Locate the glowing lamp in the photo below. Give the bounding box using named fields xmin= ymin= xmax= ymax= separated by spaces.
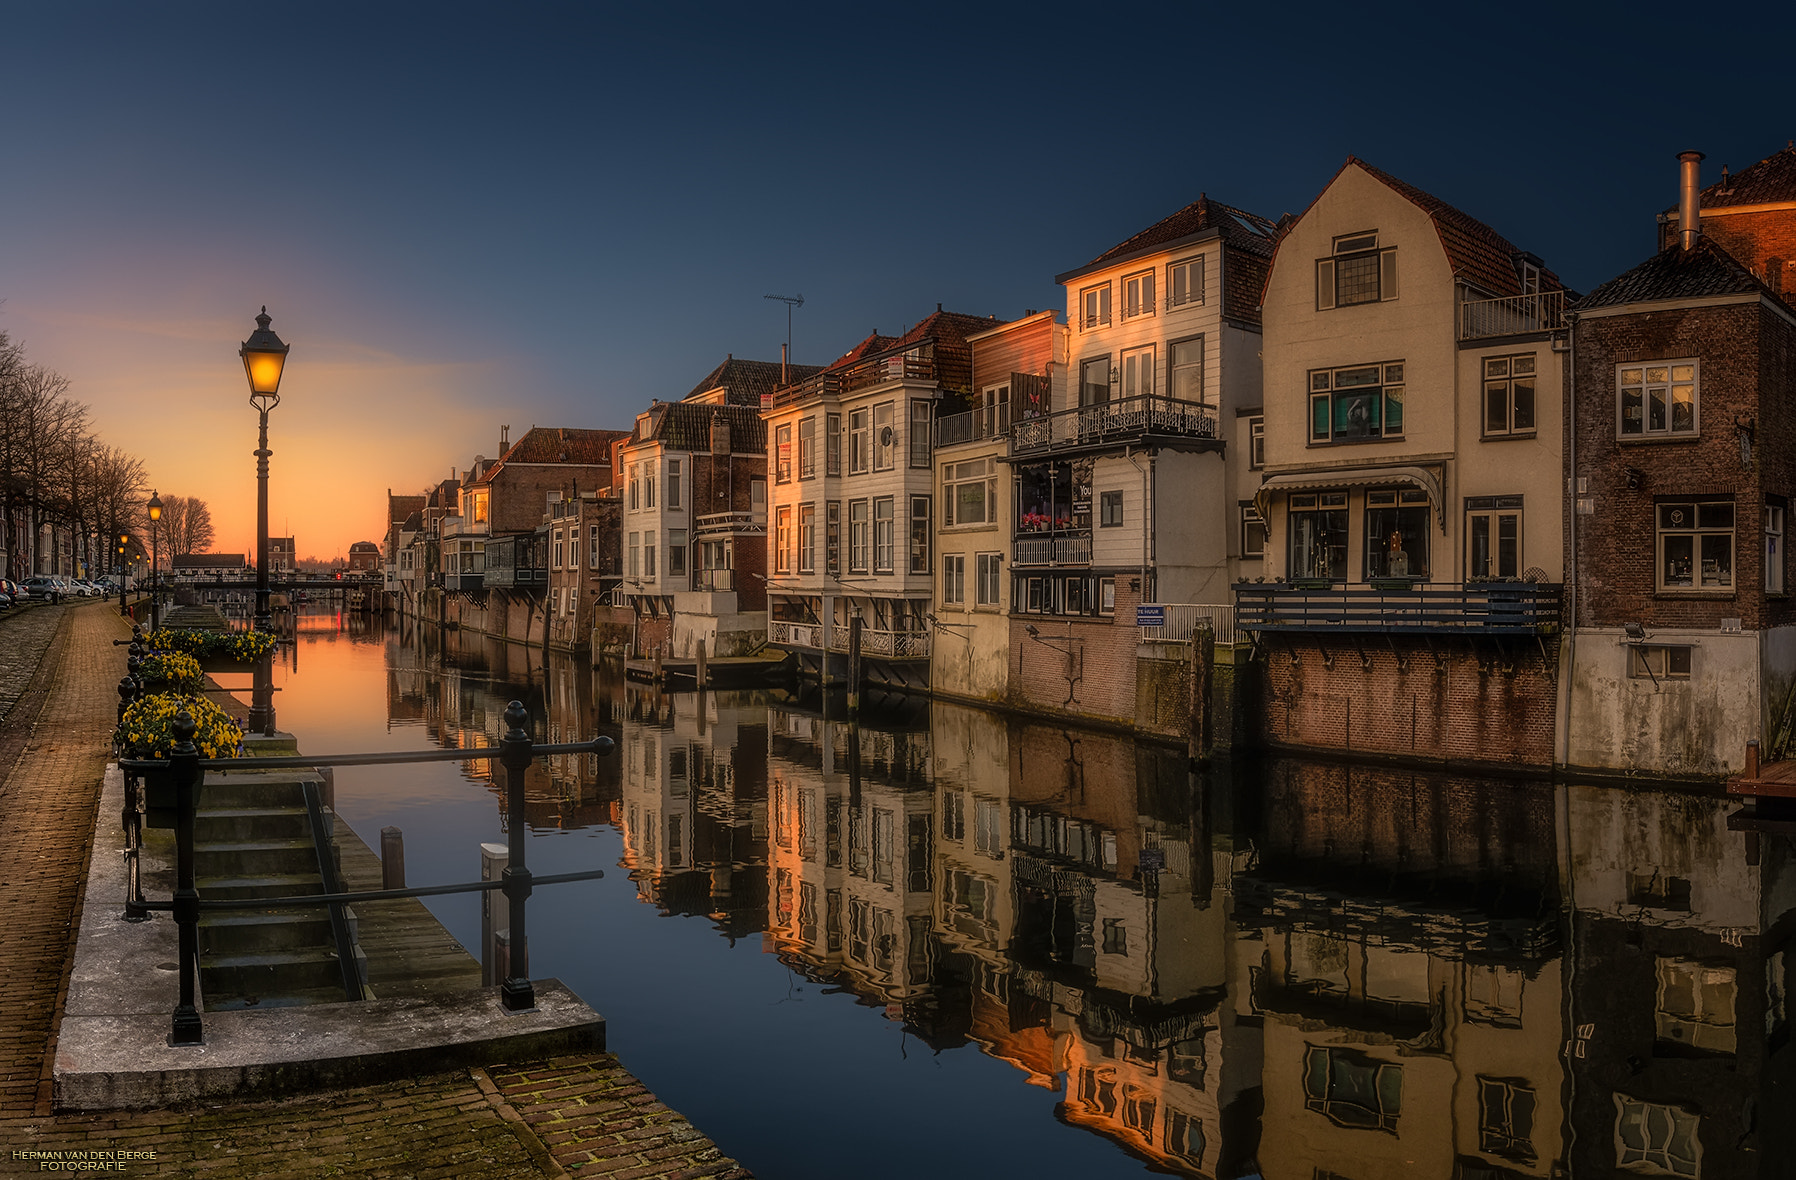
xmin=239 ymin=306 xmax=289 ymax=411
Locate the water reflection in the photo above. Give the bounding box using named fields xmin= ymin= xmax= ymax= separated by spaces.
xmin=280 ymin=615 xmax=1796 ymax=1179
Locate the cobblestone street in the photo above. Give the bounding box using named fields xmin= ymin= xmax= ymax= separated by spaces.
xmin=0 ymin=602 xmax=751 ymax=1178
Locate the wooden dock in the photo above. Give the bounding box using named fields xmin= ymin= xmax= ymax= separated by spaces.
xmin=332 ymin=814 xmax=483 ymax=999
xmin=623 ymin=651 xmax=787 ymax=689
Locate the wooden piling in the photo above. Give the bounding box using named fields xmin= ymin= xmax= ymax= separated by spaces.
xmin=381 ymin=826 xmax=406 ymax=890
xmin=1190 ymin=623 xmax=1213 ymax=763
xmin=696 ymin=636 xmax=708 ymax=690
xmin=848 ymin=616 xmax=862 ymax=717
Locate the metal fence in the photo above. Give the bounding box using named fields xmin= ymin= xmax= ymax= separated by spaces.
xmin=1137 ymin=603 xmax=1238 ymax=645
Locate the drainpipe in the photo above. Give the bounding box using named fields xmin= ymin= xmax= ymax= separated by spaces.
xmin=1557 ymin=310 xmax=1580 ymax=770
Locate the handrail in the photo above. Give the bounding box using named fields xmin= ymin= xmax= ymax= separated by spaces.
xmin=1010 ymin=394 xmax=1216 ymax=456
xmin=1458 ymin=290 xmax=1566 ymax=340
xmin=1233 ymin=582 xmax=1562 ymax=635
xmin=120 ymin=699 xmax=615 ymax=1045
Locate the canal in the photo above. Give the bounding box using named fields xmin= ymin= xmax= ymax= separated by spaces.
xmin=263 ymin=607 xmax=1794 ymax=1179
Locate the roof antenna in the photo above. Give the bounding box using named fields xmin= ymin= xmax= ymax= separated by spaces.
xmin=765 ymin=293 xmax=804 ymax=382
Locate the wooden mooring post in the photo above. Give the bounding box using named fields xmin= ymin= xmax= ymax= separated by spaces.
xmin=1189 ymin=623 xmax=1213 ymax=763
xmin=381 ymin=826 xmax=406 ymax=890
xmin=847 ymin=616 xmax=863 ymax=718
xmin=695 ymin=636 xmax=708 ymax=690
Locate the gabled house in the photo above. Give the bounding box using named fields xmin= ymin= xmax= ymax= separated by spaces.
xmin=382 ymin=489 xmax=427 ymax=599
xmin=1242 ymin=158 xmax=1571 ymax=766
xmin=1008 ymin=196 xmax=1275 ymax=725
xmin=761 ymin=309 xmax=999 ymax=687
xmin=1564 ymin=148 xmax=1796 ymax=778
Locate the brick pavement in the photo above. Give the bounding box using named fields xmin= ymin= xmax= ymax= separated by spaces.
xmin=0 ymin=602 xmax=752 ymax=1179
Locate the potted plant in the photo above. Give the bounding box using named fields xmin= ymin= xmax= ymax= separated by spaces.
xmin=135 ymin=651 xmax=203 ymax=695
xmin=116 ymin=694 xmax=243 ymax=827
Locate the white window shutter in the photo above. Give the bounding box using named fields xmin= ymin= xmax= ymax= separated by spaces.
xmin=1317 ymin=259 xmax=1336 ymax=310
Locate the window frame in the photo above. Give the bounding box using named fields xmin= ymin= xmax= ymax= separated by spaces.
xmin=944 ymin=457 xmax=996 ymax=527
xmin=848 ymin=499 xmax=870 ymax=573
xmin=1309 ymin=362 xmax=1406 ymax=444
xmin=1248 ymin=415 xmax=1265 ymax=468
xmin=979 ymin=384 xmax=1010 ymax=439
xmin=1240 ymin=502 xmax=1265 ymax=559
xmin=975 ymin=552 xmax=1001 ymax=606
xmin=873 ymin=402 xmax=896 ymax=472
xmin=873 ymin=496 xmax=895 ymax=573
xmin=1079 ymin=282 xmax=1111 ymax=329
xmin=941 ymin=554 xmax=966 ymax=606
xmin=1168 ymin=335 xmax=1203 ymax=404
xmin=826 ymin=412 xmax=842 ymax=476
xmin=1120 ymin=344 xmax=1155 ymax=401
xmin=849 ymin=409 xmax=870 ymax=474
xmin=909 ymin=400 xmax=933 ymax=468
xmin=667 ymin=458 xmax=682 ymax=509
xmin=1168 ymin=255 xmax=1204 ymax=308
xmin=1099 ymin=491 xmax=1124 ymax=528
xmin=1466 ymin=494 xmax=1524 ymax=581
xmin=909 ymin=495 xmax=931 ymax=575
xmin=1316 ymin=231 xmax=1398 ymax=310
xmin=1769 ymin=500 xmax=1787 ymax=594
xmin=774 ymin=507 xmax=792 ymax=574
xmin=797 ymin=504 xmax=815 ymax=574
xmin=1122 ymin=269 xmax=1155 ymax=319
xmin=1618 ymin=359 xmax=1700 ymax=439
xmin=1656 ymin=498 xmax=1735 ymax=593
xmin=1631 ymin=644 xmax=1693 ymax=680
xmin=1079 ymin=355 xmax=1111 ymax=406
xmin=1481 ymin=353 xmax=1539 ymax=438
xmin=668 ymin=528 xmax=687 ymax=578
xmin=798 ymin=417 xmax=816 ymax=480
xmin=775 ymin=423 xmax=793 ymax=483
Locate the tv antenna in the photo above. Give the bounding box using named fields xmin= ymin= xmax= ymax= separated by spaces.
xmin=764 ymin=293 xmax=804 ymax=373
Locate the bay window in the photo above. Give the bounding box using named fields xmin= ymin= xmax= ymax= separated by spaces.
xmin=909 ymin=496 xmax=930 ymax=574
xmin=874 ymin=402 xmax=896 ymax=471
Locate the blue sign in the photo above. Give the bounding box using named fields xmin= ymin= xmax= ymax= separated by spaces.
xmin=1136 ymin=604 xmax=1165 ymax=626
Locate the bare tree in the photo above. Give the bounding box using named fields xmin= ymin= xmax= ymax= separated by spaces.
xmin=157 ymin=494 xmax=217 ymax=557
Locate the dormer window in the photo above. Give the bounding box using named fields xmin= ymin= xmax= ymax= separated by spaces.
xmin=1519 ymin=259 xmax=1541 ymax=296
xmin=1317 ymin=231 xmax=1398 ymax=310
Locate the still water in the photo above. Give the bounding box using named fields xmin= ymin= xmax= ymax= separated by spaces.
xmin=264 ymin=608 xmax=1793 ymax=1179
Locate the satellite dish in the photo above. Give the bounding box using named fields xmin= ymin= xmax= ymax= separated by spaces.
xmin=879 ymin=426 xmax=895 ymax=447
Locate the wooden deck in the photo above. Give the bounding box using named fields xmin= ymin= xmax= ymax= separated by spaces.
xmin=332 ymin=814 xmax=483 ymax=999
xmin=1726 ymin=757 xmax=1796 ymax=799
xmin=623 ymin=651 xmax=787 ymax=688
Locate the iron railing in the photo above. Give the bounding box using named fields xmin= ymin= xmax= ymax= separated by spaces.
xmin=1233 ymin=582 xmax=1563 ymax=636
xmin=1013 ymin=534 xmax=1093 ymax=566
xmin=1010 ymin=395 xmax=1216 ymax=457
xmin=767 ymin=620 xmax=930 ymax=658
xmin=118 ymin=695 xmax=613 ymax=1045
xmin=691 ymin=567 xmax=735 ymax=592
xmin=1458 ymin=290 xmax=1567 ymax=340
xmin=936 ymin=406 xmax=1011 ymax=448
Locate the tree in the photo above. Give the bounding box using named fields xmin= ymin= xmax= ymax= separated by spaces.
xmin=157 ymin=495 xmax=216 ymax=556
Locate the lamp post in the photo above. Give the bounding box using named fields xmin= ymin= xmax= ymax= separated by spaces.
xmin=241 ymin=308 xmax=288 ymax=737
xmin=117 ymin=533 xmax=130 ymax=616
xmin=147 ymin=493 xmax=162 ymax=630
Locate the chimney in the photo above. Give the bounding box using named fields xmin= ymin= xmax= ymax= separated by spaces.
xmin=500 ymin=424 xmax=510 ymax=452
xmin=1679 ymin=150 xmax=1704 ymax=250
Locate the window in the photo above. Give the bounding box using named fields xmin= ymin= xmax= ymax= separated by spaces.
xmin=589 ymin=525 xmax=600 ymax=569
xmin=1289 ymin=492 xmax=1348 ymax=581
xmin=1169 ymin=337 xmax=1203 ymax=403
xmin=1123 ymin=269 xmax=1155 ymax=318
xmin=1655 ymin=957 xmax=1736 ymax=1052
xmin=942 ymin=554 xmax=966 ymax=605
xmin=552 ymin=529 xmax=563 ymax=570
xmin=849 ymin=500 xmax=869 ymax=572
xmin=750 ymin=478 xmax=766 ymax=518
xmin=941 ymin=456 xmax=998 ymax=524
xmin=1614 ymin=1095 xmax=1701 ymax=1177
xmin=873 ymin=402 xmax=896 ymax=471
xmin=1483 ymin=354 xmax=1537 ymax=436
xmin=1657 ymin=499 xmax=1734 ymax=591
xmin=668 ymin=529 xmax=687 ymax=578
xmin=1102 ymin=918 xmax=1128 ymax=954
xmin=1478 ymin=1077 xmax=1536 ymax=1161
xmin=826 ymin=501 xmax=841 ymax=575
xmin=1165 ymin=1110 xmax=1205 ymax=1166
xmin=775 ymin=423 xmax=793 ymax=483
xmin=909 ymin=496 xmax=930 ymax=574
xmin=874 ymin=497 xmax=895 ymax=572
xmin=1169 ymin=255 xmax=1204 ymax=307
xmin=1080 ymin=355 xmax=1111 ymax=406
xmin=774 ymin=507 xmax=792 ymax=574
xmin=1240 ymin=503 xmax=1265 ymax=559
xmin=1769 ymin=502 xmax=1786 ymax=593
xmin=798 ymin=506 xmax=815 ymax=574
xmin=643 ymin=536 xmax=656 ymax=577
xmin=910 ymin=401 xmax=933 ymax=468
xmin=797 ymin=417 xmax=815 ymax=479
xmin=1100 ymin=577 xmax=1115 ymax=614
xmin=1249 ymin=416 xmax=1264 ymax=468
xmin=1317 ymin=231 xmax=1398 ymax=309
xmin=976 ymin=553 xmax=1001 ymax=605
xmin=667 ymin=459 xmax=682 ymax=508
xmin=645 ymin=468 xmax=655 ymax=508
xmin=1303 ymin=1046 xmax=1402 ymax=1131
xmin=628 ymin=465 xmax=639 ymax=510
xmin=826 ymin=412 xmax=841 ymax=476
xmin=1620 ymin=361 xmax=1698 ymax=437
xmin=979 ymin=385 xmax=1010 ymax=438
xmin=1630 ymin=644 xmax=1693 ymax=680
xmin=1310 ymin=363 xmax=1404 ymax=442
xmin=627 ymin=532 xmax=640 ymax=578
xmin=1365 ymin=489 xmax=1431 ymax=579
xmin=1467 ymin=495 xmax=1523 ymax=580
xmin=1080 ymin=282 xmax=1111 ymax=328
xmin=1100 ymin=491 xmax=1124 ymax=527
xmin=1120 ymin=345 xmax=1154 ymax=400
xmin=849 ymin=409 xmax=870 ymax=474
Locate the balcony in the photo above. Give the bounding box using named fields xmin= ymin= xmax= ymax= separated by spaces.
xmin=696 ymin=511 xmax=763 ymax=537
xmin=1234 ymin=582 xmax=1562 ymax=636
xmin=445 ymin=572 xmax=486 ymax=592
xmin=1458 ymin=290 xmax=1566 ymax=341
xmin=936 ymin=407 xmax=1009 ymax=449
xmin=1013 ymin=532 xmax=1092 ymax=566
xmin=1010 ymin=395 xmax=1216 ymax=458
xmin=692 ymin=567 xmax=735 ymax=592
xmin=765 ymin=341 xmax=964 ymax=411
xmin=768 ymin=620 xmax=931 ymax=659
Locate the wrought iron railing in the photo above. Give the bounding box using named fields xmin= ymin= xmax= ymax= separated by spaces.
xmin=1233 ymin=582 xmax=1563 ymax=635
xmin=767 ymin=620 xmax=929 ymax=658
xmin=117 ymin=699 xmax=613 ymax=1045
xmin=1010 ymin=395 xmax=1216 ymax=456
xmin=936 ymin=406 xmax=1011 ymax=448
xmin=1458 ymin=290 xmax=1567 ymax=340
xmin=1013 ymin=534 xmax=1093 ymax=565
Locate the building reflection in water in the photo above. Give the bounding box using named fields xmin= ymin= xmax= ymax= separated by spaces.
xmin=392 ymin=625 xmax=1795 ymax=1180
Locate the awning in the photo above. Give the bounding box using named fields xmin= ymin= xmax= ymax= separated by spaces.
xmin=1255 ymin=465 xmax=1446 ymax=533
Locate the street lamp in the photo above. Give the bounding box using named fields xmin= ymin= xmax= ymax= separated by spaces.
xmin=241 ymin=307 xmax=288 ymax=737
xmin=117 ymin=533 xmax=130 ymax=616
xmin=147 ymin=492 xmax=162 ymax=630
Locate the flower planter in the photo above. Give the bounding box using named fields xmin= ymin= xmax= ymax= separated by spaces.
xmin=196 ymin=654 xmax=265 ymax=674
xmin=130 ymin=763 xmax=182 ymax=830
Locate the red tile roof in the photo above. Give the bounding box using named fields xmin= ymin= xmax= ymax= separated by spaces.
xmin=1576 ymin=236 xmax=1773 ymax=310
xmin=1060 ymin=194 xmax=1279 ymax=283
xmin=683 ymin=356 xmax=823 ymax=405
xmin=476 ymin=427 xmax=631 ymax=485
xmin=1675 ymin=143 xmax=1796 ymax=211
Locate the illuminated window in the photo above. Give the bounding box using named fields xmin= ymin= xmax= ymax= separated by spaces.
xmin=1483 ymin=354 xmax=1537 ymax=437
xmin=1168 ymin=255 xmax=1204 ymax=308
xmin=1657 ymin=500 xmax=1733 ymax=591
xmin=1122 ymin=269 xmax=1155 ymax=318
xmin=1619 ymin=360 xmax=1698 ymax=437
xmin=1080 ymin=282 xmax=1111 ymax=329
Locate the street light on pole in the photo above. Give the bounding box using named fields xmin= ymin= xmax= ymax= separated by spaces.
xmin=117 ymin=533 xmax=130 ymax=616
xmin=240 ymin=307 xmax=288 ymax=737
xmin=147 ymin=492 xmax=162 ymax=630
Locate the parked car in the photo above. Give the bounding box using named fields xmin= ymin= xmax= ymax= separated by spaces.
xmin=22 ymin=577 xmax=60 ymax=601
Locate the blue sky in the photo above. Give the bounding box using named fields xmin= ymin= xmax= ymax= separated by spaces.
xmin=3 ymin=2 xmax=1792 ymax=557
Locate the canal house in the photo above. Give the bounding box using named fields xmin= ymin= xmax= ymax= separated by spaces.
xmin=1007 ymin=196 xmax=1276 ymax=727
xmin=761 ymin=309 xmax=998 ymax=688
xmin=542 ymin=488 xmax=622 ymax=653
xmin=1244 ymin=158 xmax=1570 ymax=766
xmin=1563 ymin=147 xmax=1796 ymax=778
xmin=930 ymin=310 xmax=1065 ymax=703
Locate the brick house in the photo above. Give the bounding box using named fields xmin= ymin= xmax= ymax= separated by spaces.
xmin=1010 ymin=196 xmax=1275 ymax=725
xmin=1564 ymin=149 xmax=1796 ymax=777
xmin=382 ymin=489 xmax=427 ymax=601
xmin=544 ymin=491 xmax=622 ymax=652
xmin=1242 ymin=158 xmax=1571 ymax=766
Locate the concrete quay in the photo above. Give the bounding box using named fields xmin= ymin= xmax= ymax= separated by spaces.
xmin=0 ymin=600 xmax=752 ymax=1178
